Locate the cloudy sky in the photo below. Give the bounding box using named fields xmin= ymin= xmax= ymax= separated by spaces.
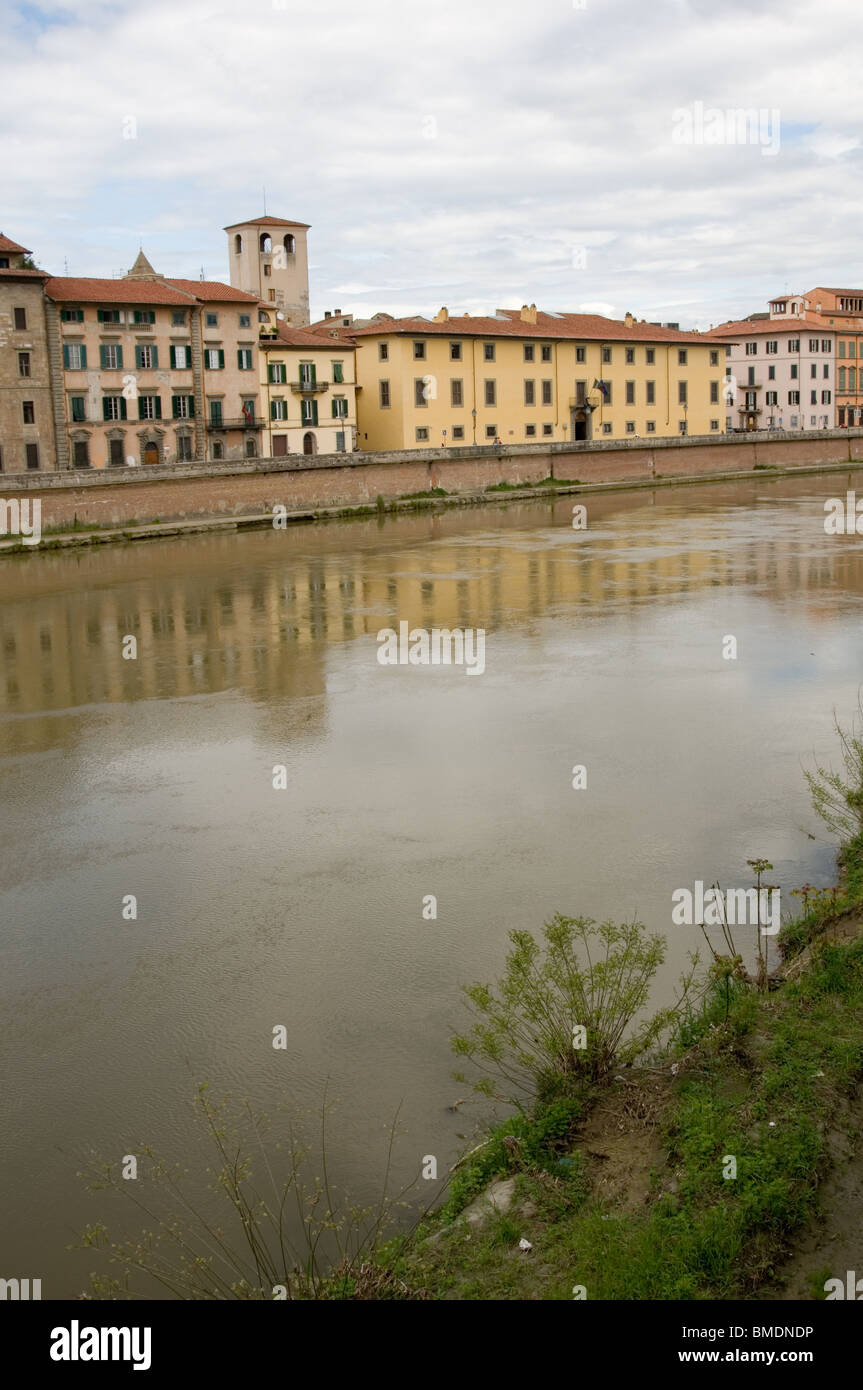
xmin=1 ymin=0 xmax=859 ymax=328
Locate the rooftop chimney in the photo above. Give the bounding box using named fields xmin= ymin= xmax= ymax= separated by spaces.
xmin=434 ymin=306 xmax=449 ymax=322
xmin=520 ymin=303 xmax=538 ymax=324
xmin=624 ymin=311 xmax=634 ymax=327
xmin=324 ymin=311 xmax=331 ymax=319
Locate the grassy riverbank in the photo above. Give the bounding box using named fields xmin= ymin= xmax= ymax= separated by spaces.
xmin=374 ymin=840 xmax=863 ymax=1301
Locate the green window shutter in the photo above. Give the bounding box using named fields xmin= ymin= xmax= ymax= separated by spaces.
xmin=99 ymin=345 xmax=107 ymax=368
xmin=188 ymin=396 xmax=195 ymax=417
xmin=237 ymin=349 xmax=243 ymax=369
xmin=151 ymin=347 xmax=158 ymax=369
xmin=135 ymin=346 xmax=143 ymax=369
xmin=170 ymin=346 xmax=176 ymax=368
xmin=80 ymin=345 xmax=87 ymax=368
xmin=102 ymin=398 xmax=111 ymax=421
xmin=310 ymin=364 xmax=317 ymax=385
xmin=219 ymin=349 xmax=225 ymax=368
xmin=271 ymin=401 xmax=277 ymax=420
xmin=172 ymin=395 xmax=180 ymax=419
xmin=268 ymin=364 xmax=274 ymax=383
xmin=331 ymin=398 xmax=338 ymax=418
xmin=154 ymin=396 xmax=162 ymax=420
xmin=116 ymin=346 xmax=124 ymax=369
xmin=63 ymin=345 xmax=70 ymax=368
xmin=138 ymin=398 xmax=146 ymax=421
xmin=120 ymin=397 xmax=127 ymax=421
xmin=97 ymin=310 xmax=105 ymax=323
xmin=312 ymin=400 xmax=319 ymax=426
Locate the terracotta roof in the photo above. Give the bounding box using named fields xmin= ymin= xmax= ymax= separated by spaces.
xmin=0 ymin=233 xmax=29 ymax=254
xmin=267 ymin=322 xmax=356 ymax=350
xmin=0 ymin=267 xmax=48 ymax=280
xmin=166 ymin=278 xmax=258 ymax=303
xmin=223 ymin=216 xmax=310 ymax=230
xmin=351 ymin=309 xmax=725 ymax=344
xmin=709 ymin=313 xmax=838 ymax=338
xmin=45 ymin=276 xmax=196 ymax=305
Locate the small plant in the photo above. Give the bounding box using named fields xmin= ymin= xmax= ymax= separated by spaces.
xmin=452 ymin=914 xmax=700 ymax=1106
xmin=805 ymin=697 xmax=863 ymax=839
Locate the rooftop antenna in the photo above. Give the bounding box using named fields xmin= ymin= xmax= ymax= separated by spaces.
xmin=200 ymin=265 xmax=205 ymax=281
xmin=263 ymin=185 xmax=267 ymax=214
xmin=64 ymin=257 xmax=69 ymax=275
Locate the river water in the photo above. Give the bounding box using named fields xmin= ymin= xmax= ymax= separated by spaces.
xmin=1 ymin=469 xmax=862 ymax=1297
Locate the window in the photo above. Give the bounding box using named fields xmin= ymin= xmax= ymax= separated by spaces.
xmin=172 ymin=311 xmax=186 ymax=326
xmin=22 ymin=401 xmax=35 ymax=423
xmin=206 ymin=313 xmax=219 ymax=327
xmin=678 ymin=381 xmax=688 ymax=405
xmin=625 ymin=347 xmax=635 ymax=364
xmin=602 ymin=346 xmax=612 ymax=364
xmin=484 ymin=379 xmax=496 ymax=407
xmin=625 ymin=380 xmax=635 ymax=405
xmin=526 ymin=424 xmax=537 ymax=436
xmin=415 ymin=378 xmax=429 ymax=408
xmin=790 ymin=363 xmax=798 ymax=379
xmin=204 ymin=349 xmax=224 ymax=369
xmin=626 ymin=421 xmax=636 ymax=434
xmin=268 ymin=362 xmax=286 ymax=384
xmin=109 ymin=439 xmax=125 ymax=466
xmin=710 ymin=420 xmax=719 ymax=431
xmin=710 ymin=350 xmax=719 ymax=366
xmin=524 ymin=379 xmax=536 ymax=405
xmin=450 ymin=342 xmax=462 ymax=361
xmin=524 ymin=344 xmax=535 ymax=362
xmin=26 ymin=443 xmax=39 ymax=470
xmin=138 ymin=395 xmax=161 ymax=420
xmin=18 ymin=352 xmax=30 ymax=377
xmin=822 ymin=339 xmax=832 ymax=352
xmin=485 ymin=425 xmax=496 ymax=438
xmin=14 ymin=307 xmax=26 ymax=329
xmin=602 ymin=422 xmax=612 ymax=434
xmin=810 ymin=390 xmax=818 ymax=405
xmin=824 ymin=363 xmax=830 ymax=378
xmin=646 ymin=380 xmax=655 ymax=405
xmin=646 ymin=348 xmax=655 ymax=364
xmin=678 ymin=349 xmax=688 ymax=365
xmin=379 ymin=380 xmax=390 ymax=408
xmin=678 ymin=420 xmax=687 ymax=435
xmin=379 ymin=343 xmax=389 ymax=361
xmin=416 ymin=426 xmax=430 ymax=442
xmin=809 ymin=338 xmax=819 ymax=352
xmin=646 ymin=420 xmax=656 ymax=433
xmin=766 ymin=391 xmax=778 ymax=406
xmin=413 ymin=341 xmax=426 ymax=360
xmin=133 ymin=310 xmax=155 ymax=325
xmin=97 ymin=309 xmax=122 ymax=324
xmin=335 ymin=431 xmax=346 ymax=452
xmin=766 ymin=340 xmax=778 ymax=354
xmin=452 ymin=425 xmax=465 ymax=440
xmin=73 ymin=440 xmax=89 ymax=468
xmin=63 ymin=343 xmax=87 ymax=369
xmin=839 ymin=368 xmax=847 ymax=392
xmin=541 ymin=345 xmax=552 ymax=362
xmin=61 ymin=309 xmax=84 ymax=323
xmin=270 ymin=399 xmax=287 ymax=420
xmin=242 ymin=399 xmax=256 ymax=423
xmin=177 ymin=435 xmax=193 ymax=461
xmin=212 ymin=441 xmax=224 ymax=460
xmin=332 ymin=361 xmax=344 ymax=383
xmin=172 ymin=395 xmax=195 ymax=419
xmin=135 ymin=345 xmax=158 ymax=369
xmin=209 ymin=400 xmax=223 ymax=425
xmin=710 ymin=381 xmax=719 ymax=403
xmin=70 ymin=396 xmax=86 ymax=422
xmin=100 ymin=344 xmax=123 ymax=370
xmin=451 ymin=378 xmax=464 ymax=407
xmin=747 ymin=366 xmax=755 ymax=385
xmin=237 ymin=348 xmax=253 ymax=370
xmin=822 ymin=391 xmax=832 ymax=405
xmin=283 ymin=234 xmax=295 ymax=255
xmin=541 ymin=380 xmax=552 ymax=405
xmin=576 ymin=346 xmax=586 ymax=363
xmin=768 ymin=365 xmax=776 ymax=380
xmin=331 ymin=396 xmax=348 ymax=419
xmin=102 ymin=396 xmax=126 ymax=421
xmin=745 ymin=342 xmax=757 ymax=355
xmin=851 ymin=368 xmax=857 ymax=391
xmin=788 ymin=391 xmax=800 ymax=405
xmin=483 ymin=343 xmax=495 ymax=362
xmin=170 ymin=345 xmax=190 ymax=369
xmin=788 ymin=339 xmax=799 ymax=352
xmin=272 ymin=435 xmax=288 ymax=457
xmin=239 ymin=314 xmax=251 ymax=328
xmin=542 ymin=423 xmax=553 ymax=436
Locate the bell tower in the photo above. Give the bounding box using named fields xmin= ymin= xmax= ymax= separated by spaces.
xmin=224 ymin=216 xmax=311 ymax=326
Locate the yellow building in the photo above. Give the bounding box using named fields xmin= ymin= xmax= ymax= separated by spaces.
xmin=352 ymin=305 xmax=726 ymax=450
xmin=256 ymin=308 xmax=357 ymax=456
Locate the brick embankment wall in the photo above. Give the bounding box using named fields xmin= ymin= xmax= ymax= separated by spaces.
xmin=2 ymin=430 xmax=863 ymax=532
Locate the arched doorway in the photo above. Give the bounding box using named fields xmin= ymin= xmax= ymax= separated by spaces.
xmin=143 ymin=441 xmax=159 ymax=466
xmin=303 ymin=432 xmax=316 ymax=455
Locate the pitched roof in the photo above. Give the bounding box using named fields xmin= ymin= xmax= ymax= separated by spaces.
xmin=223 ymin=216 xmax=310 ymax=230
xmin=0 ymin=233 xmax=29 ymax=254
xmin=126 ymin=248 xmax=158 ymax=279
xmin=166 ymin=278 xmax=258 ymax=303
xmin=351 ymin=309 xmax=725 ymax=344
xmin=0 ymin=267 xmax=48 ymax=280
xmin=44 ymin=276 xmax=196 ymax=305
xmin=709 ymin=312 xmax=838 ymax=338
xmin=266 ymin=322 xmax=356 ymax=350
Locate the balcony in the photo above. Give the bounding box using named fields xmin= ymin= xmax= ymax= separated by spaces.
xmin=290 ymin=379 xmax=329 ymax=394
xmin=206 ymin=417 xmax=264 ymax=430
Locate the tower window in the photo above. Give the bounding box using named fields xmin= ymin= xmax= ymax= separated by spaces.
xmin=234 ymin=234 xmax=242 ymax=254
xmin=260 ymin=234 xmax=272 ymax=254
xmin=283 ymin=234 xmax=295 ymax=255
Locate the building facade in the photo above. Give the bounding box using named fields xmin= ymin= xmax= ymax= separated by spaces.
xmin=352 ymin=306 xmax=726 ymax=451
xmin=0 ymin=234 xmax=58 ymax=472
xmin=225 ymin=216 xmax=311 ymax=327
xmin=256 ymin=307 xmax=357 ymax=456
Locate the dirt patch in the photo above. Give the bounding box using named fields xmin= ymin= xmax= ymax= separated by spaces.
xmin=574 ymin=1071 xmax=671 ymax=1211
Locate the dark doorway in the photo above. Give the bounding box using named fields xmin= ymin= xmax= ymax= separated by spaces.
xmin=303 ymin=432 xmax=316 ymax=455
xmin=143 ymin=442 xmax=159 ymax=466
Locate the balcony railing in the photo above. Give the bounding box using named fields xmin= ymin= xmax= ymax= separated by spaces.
xmin=290 ymin=379 xmax=329 ymax=394
xmin=207 ymin=417 xmax=264 ymax=430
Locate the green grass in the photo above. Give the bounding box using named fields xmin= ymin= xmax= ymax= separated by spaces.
xmin=398 ymin=488 xmax=449 ymax=500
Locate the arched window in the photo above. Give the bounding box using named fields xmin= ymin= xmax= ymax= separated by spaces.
xmin=303 ymin=432 xmax=316 ymax=455
xmin=260 ymin=233 xmax=272 ymax=254
xmin=283 ymin=234 xmax=295 ymax=255
xmin=234 ymin=234 xmax=242 ymax=254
